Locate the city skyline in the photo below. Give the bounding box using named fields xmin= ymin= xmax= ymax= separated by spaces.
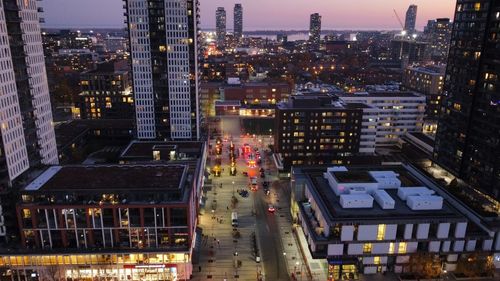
xmin=40 ymin=0 xmax=456 ymax=30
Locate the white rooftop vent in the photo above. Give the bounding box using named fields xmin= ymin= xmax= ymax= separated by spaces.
xmin=373 ymin=190 xmax=395 ymax=209
xmin=369 ymin=171 xmax=401 ymax=189
xmin=340 ymin=194 xmax=373 ymax=209
xmin=397 ymin=187 xmax=435 ymax=200
xmin=406 ymin=195 xmax=443 ymax=210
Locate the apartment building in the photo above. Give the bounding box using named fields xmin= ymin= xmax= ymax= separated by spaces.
xmin=291 ymin=165 xmax=500 ymax=280
xmin=338 ymin=92 xmax=426 ymax=147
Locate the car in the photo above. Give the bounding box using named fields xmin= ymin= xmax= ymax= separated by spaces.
xmin=250 ymin=177 xmax=258 ymax=185
xmin=262 ymin=181 xmax=269 ymax=188
xmin=267 ymin=205 xmax=275 ymax=213
xmin=259 ymin=168 xmax=265 ymax=173
xmin=242 ymin=171 xmax=248 ymax=176
xmin=260 ymin=172 xmax=265 ymax=178
xmin=264 ymin=189 xmax=270 ymax=196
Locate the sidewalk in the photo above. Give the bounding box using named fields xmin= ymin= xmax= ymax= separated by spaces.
xmin=191 ymin=138 xmax=262 ymax=281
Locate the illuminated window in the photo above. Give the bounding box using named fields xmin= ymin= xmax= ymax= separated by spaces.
xmin=153 ymin=150 xmax=160 ymax=161
xmin=474 ymin=2 xmax=481 ymax=11
xmin=389 ymin=242 xmax=395 ymax=254
xmin=22 ymin=209 xmax=31 ymax=219
xmin=377 ymin=224 xmax=386 ymax=240
xmin=363 ymin=243 xmax=372 ymax=253
xmin=374 ymin=256 xmax=381 ymax=264
xmin=398 ymin=242 xmax=407 ymax=253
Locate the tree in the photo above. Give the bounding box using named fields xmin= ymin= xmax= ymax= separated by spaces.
xmin=456 ymin=254 xmax=495 ymax=277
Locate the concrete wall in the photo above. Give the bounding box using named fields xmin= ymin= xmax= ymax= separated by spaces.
xmin=416 ymin=223 xmax=429 ymax=239
xmin=341 ymin=225 xmax=354 ymax=241
xmin=437 ymin=223 xmax=450 ymax=239
xmin=358 ymin=225 xmax=378 ymax=241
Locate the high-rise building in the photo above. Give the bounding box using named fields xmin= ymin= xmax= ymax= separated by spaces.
xmin=277 ymin=33 xmax=288 ymax=43
xmin=125 ymin=0 xmax=201 ymax=140
xmin=402 ymin=65 xmax=446 ymax=133
xmin=0 ymin=0 xmax=58 ymax=244
xmin=309 ymin=13 xmax=321 ymax=49
xmin=390 ymin=38 xmax=429 ymax=67
xmin=233 ymin=4 xmax=243 ymax=39
xmin=423 ymin=18 xmax=452 ymax=62
xmin=0 ymin=0 xmax=59 ymax=177
xmin=404 ymin=4 xmax=418 ymax=34
xmin=215 ymin=7 xmax=226 ymax=48
xmin=79 ymin=60 xmax=134 ymax=120
xmin=434 ymin=0 xmax=500 ymax=199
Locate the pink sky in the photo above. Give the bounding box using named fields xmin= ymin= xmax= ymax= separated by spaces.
xmin=40 ymin=0 xmax=456 ymax=30
xmin=201 ymin=0 xmax=456 ymax=30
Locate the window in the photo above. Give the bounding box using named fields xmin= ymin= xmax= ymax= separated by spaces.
xmin=398 ymin=242 xmax=407 ymax=253
xmin=363 ymin=243 xmax=372 ymax=253
xmin=377 ymin=224 xmax=386 ymax=240
xmin=474 ymin=2 xmax=481 ymax=11
xmin=389 ymin=242 xmax=395 ymax=254
xmin=153 ymin=150 xmax=160 ymax=161
xmin=374 ymin=256 xmax=381 ymax=264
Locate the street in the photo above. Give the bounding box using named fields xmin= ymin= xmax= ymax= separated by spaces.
xmin=192 ymin=134 xmax=293 ymax=281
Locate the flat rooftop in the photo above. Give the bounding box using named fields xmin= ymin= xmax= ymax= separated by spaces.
xmin=297 ymin=166 xmax=464 ymax=222
xmin=277 ymin=96 xmax=356 ymax=110
xmin=338 ymin=91 xmax=423 ymax=98
xmin=215 ymin=100 xmax=241 ymax=106
xmin=120 ymin=140 xmax=205 ymax=160
xmin=25 ymin=165 xmax=187 ymax=192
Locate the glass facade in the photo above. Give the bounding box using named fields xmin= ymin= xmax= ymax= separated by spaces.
xmin=434 ymin=0 xmax=500 ymax=199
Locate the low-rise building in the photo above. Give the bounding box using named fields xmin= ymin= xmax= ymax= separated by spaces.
xmin=222 ymin=81 xmax=291 ymax=105
xmin=291 ymin=164 xmax=500 ymax=280
xmin=338 ymin=92 xmax=426 ymax=147
xmin=3 ymin=141 xmax=206 ymax=281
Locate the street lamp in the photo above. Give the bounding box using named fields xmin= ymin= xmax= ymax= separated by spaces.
xmin=232 ymin=181 xmax=235 ymax=196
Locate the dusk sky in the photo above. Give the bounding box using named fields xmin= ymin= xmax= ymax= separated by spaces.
xmin=41 ymin=0 xmax=456 ymax=30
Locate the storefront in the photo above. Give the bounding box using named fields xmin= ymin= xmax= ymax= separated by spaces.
xmin=0 ymin=253 xmax=192 ymax=281
xmin=327 ymin=258 xmax=359 ymax=281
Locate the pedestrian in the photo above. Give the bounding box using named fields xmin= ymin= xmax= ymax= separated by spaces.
xmin=227 ymin=206 xmax=229 ymax=210
xmin=199 ymin=265 xmax=201 ymax=272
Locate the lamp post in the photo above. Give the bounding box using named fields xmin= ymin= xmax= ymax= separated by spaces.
xmin=232 ymin=181 xmax=235 ymax=196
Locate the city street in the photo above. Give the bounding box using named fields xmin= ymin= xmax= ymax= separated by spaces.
xmin=192 ymin=134 xmax=295 ymax=281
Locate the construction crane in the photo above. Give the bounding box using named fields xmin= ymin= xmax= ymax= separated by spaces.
xmin=393 ymin=9 xmax=406 ymax=35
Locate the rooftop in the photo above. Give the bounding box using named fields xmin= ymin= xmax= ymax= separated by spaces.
xmin=24 ymin=165 xmax=187 ymax=192
xmin=295 ymin=165 xmax=464 ymax=223
xmin=278 ymin=95 xmax=354 ymax=110
xmin=338 ymin=91 xmax=423 ymax=98
xmin=120 ymin=140 xmax=204 ymax=160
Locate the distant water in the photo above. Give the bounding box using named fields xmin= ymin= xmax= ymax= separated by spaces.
xmin=249 ymin=33 xmax=309 ymax=41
